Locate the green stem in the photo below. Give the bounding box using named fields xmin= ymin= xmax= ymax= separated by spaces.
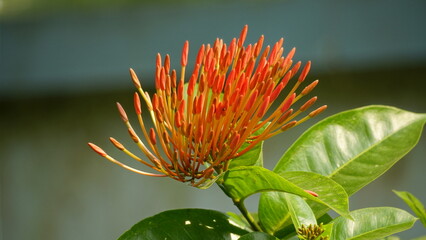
xmin=233 ymin=199 xmax=262 ymax=231
xmin=217 ymin=183 xmax=262 ymax=232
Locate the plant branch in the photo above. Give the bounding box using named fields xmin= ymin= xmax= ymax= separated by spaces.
xmin=217 ymin=183 xmax=262 ymax=232
xmin=232 ymin=198 xmax=263 ymax=231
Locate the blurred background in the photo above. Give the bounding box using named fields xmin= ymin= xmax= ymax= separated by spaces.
xmin=1 ymin=0 xmax=426 ymax=239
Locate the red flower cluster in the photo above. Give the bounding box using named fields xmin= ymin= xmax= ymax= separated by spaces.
xmin=88 ymin=26 xmax=326 ymax=186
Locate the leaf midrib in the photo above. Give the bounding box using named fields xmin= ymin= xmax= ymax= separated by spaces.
xmin=327 ymin=115 xmax=425 ymax=180
xmin=347 ymin=221 xmax=416 ymax=240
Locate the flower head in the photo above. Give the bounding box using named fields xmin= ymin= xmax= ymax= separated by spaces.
xmin=88 ymin=25 xmax=326 ymax=186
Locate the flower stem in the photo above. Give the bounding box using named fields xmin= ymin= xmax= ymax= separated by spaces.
xmin=232 ymin=199 xmax=262 ymax=231
xmin=217 ymin=183 xmax=262 ymax=232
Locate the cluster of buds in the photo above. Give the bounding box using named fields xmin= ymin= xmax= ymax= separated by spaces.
xmin=88 ymin=25 xmax=326 ymax=186
xmin=297 ymin=223 xmax=329 ymax=240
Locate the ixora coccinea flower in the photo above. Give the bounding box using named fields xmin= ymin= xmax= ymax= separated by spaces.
xmin=88 ymin=25 xmax=326 ymax=187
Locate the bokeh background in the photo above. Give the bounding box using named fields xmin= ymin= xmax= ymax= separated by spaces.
xmin=1 ymin=0 xmax=426 ymax=239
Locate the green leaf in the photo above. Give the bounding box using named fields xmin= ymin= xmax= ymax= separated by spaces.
xmin=330 ymin=207 xmax=417 ymax=240
xmin=229 ymin=123 xmax=270 ymax=168
xmin=118 ymin=209 xmax=249 ymax=240
xmin=238 ymin=232 xmax=279 ymax=240
xmin=258 ymin=171 xmax=349 ymax=234
xmin=393 ymin=190 xmax=426 ymax=227
xmin=226 ymin=212 xmax=253 ymax=232
xmin=320 ymin=222 xmax=333 ymax=240
xmin=317 ymin=213 xmax=333 ymax=224
xmin=221 ymin=167 xmax=350 ymax=219
xmin=275 ymin=106 xmax=426 ymax=196
xmin=259 ymin=191 xmax=293 ymax=236
xmin=284 ymin=193 xmax=317 ymax=231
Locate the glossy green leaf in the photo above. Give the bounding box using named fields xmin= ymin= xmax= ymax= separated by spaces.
xmin=275 ymin=106 xmax=426 ymax=196
xmin=319 ymin=222 xmax=333 ymax=240
xmin=221 ymin=167 xmax=350 ymax=219
xmin=393 ymin=190 xmax=426 ymax=227
xmin=284 ymin=193 xmax=317 ymax=231
xmin=238 ymin=232 xmax=279 ymax=240
xmin=330 ymin=207 xmax=417 ymax=240
xmin=259 ymin=191 xmax=293 ymax=236
xmin=258 ymin=171 xmax=349 ymax=234
xmin=118 ymin=209 xmax=249 ymax=240
xmin=226 ymin=212 xmax=252 ymax=232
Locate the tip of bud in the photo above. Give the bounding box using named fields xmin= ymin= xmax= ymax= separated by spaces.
xmin=304 ymin=189 xmax=319 ymax=197
xmin=133 ymin=92 xmax=142 ymax=115
xmin=181 ymin=41 xmax=189 ymax=67
xmin=298 ymin=61 xmax=311 ymax=82
xmin=149 ymin=128 xmax=157 ymax=145
xmin=309 ymin=105 xmax=327 ymax=118
xmin=301 ymin=79 xmax=319 ymax=96
xmin=88 ymin=143 xmax=107 ymax=157
xmin=281 ymin=120 xmax=297 ymax=132
xmin=129 ymin=68 xmax=141 ymax=89
xmin=238 ymin=25 xmax=248 ymax=47
xmin=257 ymin=96 xmax=270 ymax=118
xmin=156 ymin=53 xmax=162 ymax=67
xmin=280 ymin=93 xmax=296 ymax=112
xmin=286 ymin=47 xmax=296 ymax=61
xmin=109 ymin=137 xmax=125 ymax=150
xmin=300 ymin=96 xmax=317 ymax=112
xmin=116 ymin=102 xmax=128 ymax=122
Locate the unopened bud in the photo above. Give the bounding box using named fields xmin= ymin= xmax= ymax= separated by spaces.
xmin=134 ymin=92 xmax=142 ymax=115
xmin=109 ymin=137 xmax=124 ymax=150
xmin=281 ymin=120 xmax=297 ymax=132
xmin=181 ymin=41 xmax=189 ymax=67
xmin=277 ymin=109 xmax=294 ymax=124
xmin=238 ymin=25 xmax=248 ymax=47
xmin=149 ymin=128 xmax=157 ymax=145
xmin=116 ymin=102 xmax=128 ymax=122
xmin=300 ymin=96 xmax=317 ymax=112
xmin=257 ymin=96 xmax=270 ymax=118
xmin=128 ymin=128 xmax=139 ymax=143
xmin=309 ymin=105 xmax=327 ymax=118
xmin=304 ymin=189 xmax=319 ymax=197
xmin=88 ymin=143 xmax=107 ymax=157
xmin=301 ymin=80 xmax=319 ymax=96
xmin=129 ymin=68 xmax=141 ymax=89
xmin=298 ymin=61 xmax=311 ymax=82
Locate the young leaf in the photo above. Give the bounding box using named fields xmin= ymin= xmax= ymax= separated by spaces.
xmin=284 ymin=193 xmax=317 ymax=231
xmin=319 ymin=222 xmax=333 ymax=240
xmin=258 ymin=171 xmax=349 ymax=234
xmin=330 ymin=207 xmax=417 ymax=240
xmin=275 ymin=106 xmax=426 ymax=196
xmin=393 ymin=190 xmax=426 ymax=227
xmin=118 ymin=209 xmax=249 ymax=240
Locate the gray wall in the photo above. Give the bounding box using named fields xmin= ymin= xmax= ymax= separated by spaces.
xmin=1 ymin=1 xmax=426 ymax=239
